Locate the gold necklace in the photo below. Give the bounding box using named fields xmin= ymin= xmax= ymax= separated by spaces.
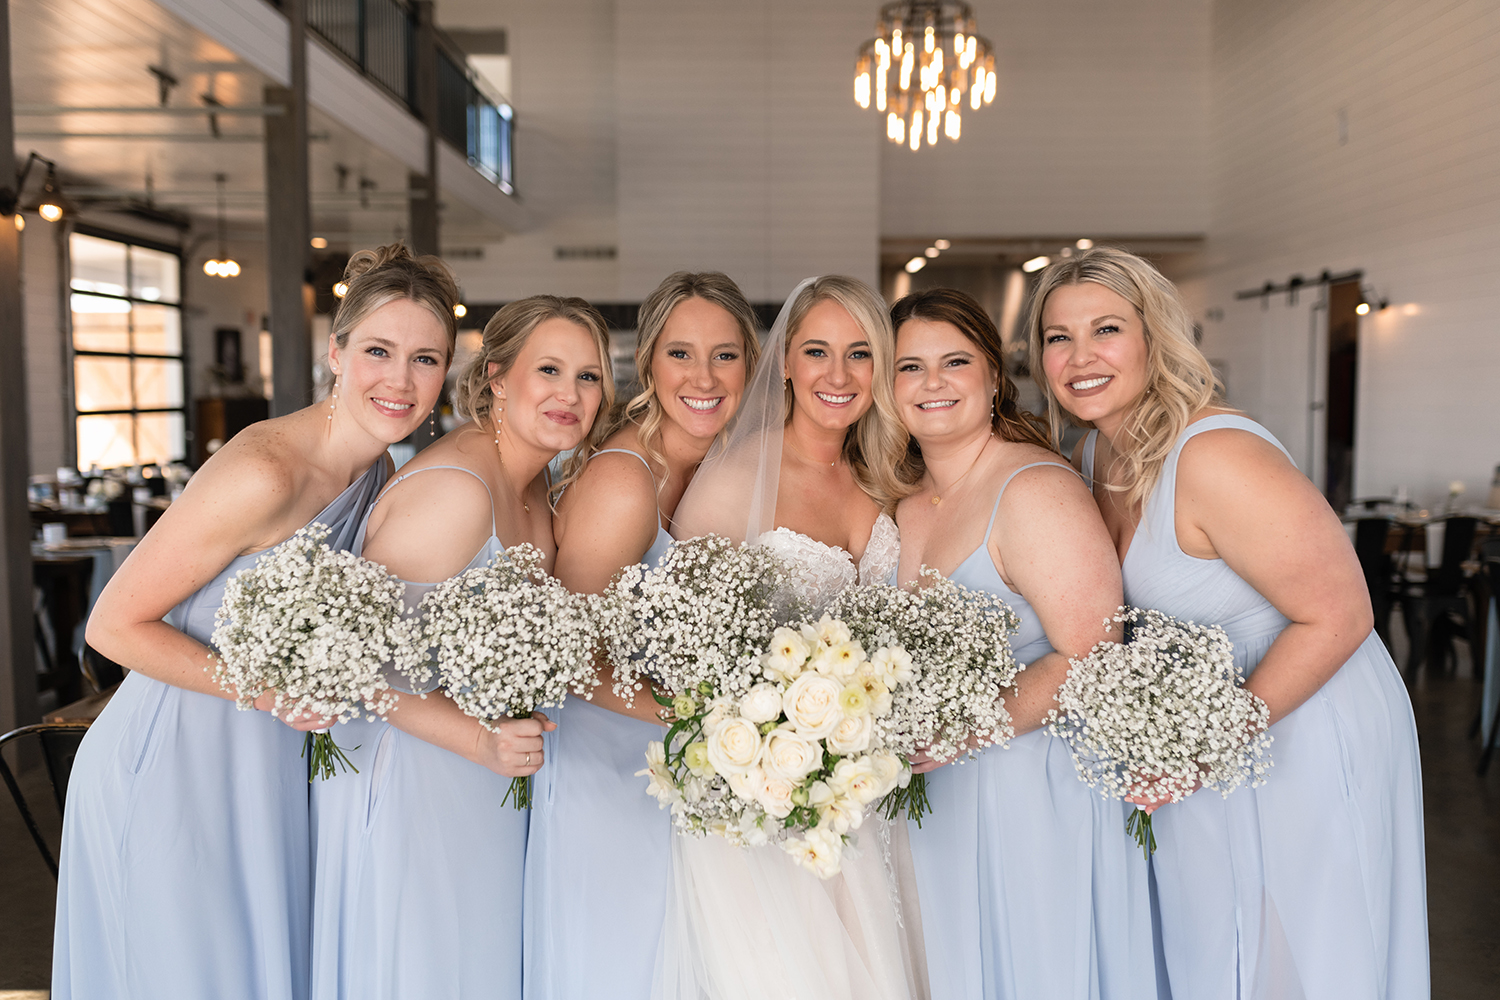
xmin=785 ymin=434 xmax=839 ymax=469
xmin=492 ymin=427 xmax=529 ymax=513
xmin=930 ymin=434 xmax=993 ymax=505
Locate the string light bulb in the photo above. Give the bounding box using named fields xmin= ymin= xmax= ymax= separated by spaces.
xmin=332 ymin=281 xmax=349 ymax=299
xmin=205 ymin=174 xmax=240 ymax=279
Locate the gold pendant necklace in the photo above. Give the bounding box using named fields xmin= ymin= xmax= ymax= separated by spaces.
xmin=930 ymin=434 xmax=993 ymax=505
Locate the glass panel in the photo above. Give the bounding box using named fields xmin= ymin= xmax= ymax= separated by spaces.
xmin=129 ymin=246 xmax=180 ymax=303
xmin=74 ymin=356 xmax=132 ymax=412
xmin=132 ymin=358 xmax=184 ymax=408
xmin=71 ymin=294 xmax=131 ymax=352
xmin=76 ymin=413 xmax=135 ymax=470
xmin=132 ymin=304 xmax=182 ymax=355
xmin=69 ymin=233 xmax=128 ymax=296
xmin=135 ymin=411 xmax=185 ymax=466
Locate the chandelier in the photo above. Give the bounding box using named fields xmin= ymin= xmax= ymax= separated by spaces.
xmin=854 ymin=1 xmax=995 ymax=150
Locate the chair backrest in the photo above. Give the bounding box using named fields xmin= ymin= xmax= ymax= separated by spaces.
xmin=82 ymin=643 xmax=125 ymax=693
xmin=1431 ymin=517 xmax=1479 ymax=596
xmin=0 ymin=721 xmax=92 ymax=879
xmin=1352 ymin=517 xmax=1394 ymax=590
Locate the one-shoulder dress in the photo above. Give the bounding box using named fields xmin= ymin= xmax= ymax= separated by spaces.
xmin=309 ymin=464 xmax=526 ymax=1000
xmin=907 ymin=462 xmax=1159 ymax=1000
xmin=53 ymin=459 xmax=388 ymax=1000
xmin=1084 ymin=415 xmax=1428 ymax=999
xmin=524 ymin=448 xmax=675 ymax=999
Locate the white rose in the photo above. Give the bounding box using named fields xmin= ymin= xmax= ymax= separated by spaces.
xmin=828 ymin=756 xmax=884 ymax=806
xmin=783 ymin=827 xmax=844 ymax=879
xmin=728 ymin=765 xmax=764 ymax=802
xmin=702 ymin=696 xmax=734 ymax=733
xmin=762 ymin=727 xmax=823 ymax=781
xmin=826 ymin=712 xmax=874 ymax=755
xmin=739 ymin=683 xmax=785 ymax=724
xmin=869 ymin=752 xmax=907 ymax=796
xmin=706 ymin=717 xmax=764 ymax=776
xmin=871 ymin=646 xmax=914 ymax=686
xmin=755 ymin=772 xmax=798 ymax=819
xmin=782 ymin=673 xmax=845 ymax=739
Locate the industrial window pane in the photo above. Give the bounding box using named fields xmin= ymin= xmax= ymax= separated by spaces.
xmin=69 ymin=233 xmax=128 ymax=296
xmin=132 ymin=358 xmax=184 ymax=409
xmin=131 ymin=304 xmax=182 ymax=354
xmin=71 ymin=294 xmax=131 ymax=352
xmin=75 ymin=413 xmax=135 ymax=470
xmin=135 ymin=411 xmax=186 ymax=466
xmin=130 ymin=246 xmax=180 ymax=303
xmin=74 ymin=356 xmax=132 ymax=412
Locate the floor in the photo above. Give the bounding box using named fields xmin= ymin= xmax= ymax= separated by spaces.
xmin=3 ymin=626 xmax=1498 ymax=996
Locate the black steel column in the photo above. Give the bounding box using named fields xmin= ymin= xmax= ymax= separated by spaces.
xmin=408 ymin=1 xmax=440 ymax=257
xmin=0 ymin=0 xmax=38 ymax=736
xmin=265 ymin=0 xmax=314 ymax=416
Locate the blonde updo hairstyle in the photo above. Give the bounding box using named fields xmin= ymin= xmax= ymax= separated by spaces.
xmin=607 ymin=271 xmax=762 ymax=486
xmin=329 ymin=243 xmax=460 ymax=376
xmin=453 ymin=296 xmax=616 ymax=498
xmin=1025 ymin=246 xmax=1226 ymax=509
xmin=784 ymin=276 xmax=914 ymax=510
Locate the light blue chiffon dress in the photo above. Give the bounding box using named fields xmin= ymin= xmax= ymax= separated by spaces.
xmin=524 ymin=447 xmax=674 ymax=1000
xmin=907 ymin=462 xmax=1159 ymax=1000
xmin=1085 ymin=415 xmax=1428 ymax=999
xmin=52 ymin=460 xmax=388 ymax=1000
xmin=310 ymin=465 xmax=526 ymax=1000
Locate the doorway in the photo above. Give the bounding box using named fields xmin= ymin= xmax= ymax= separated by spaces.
xmin=1324 ymin=280 xmax=1361 ymax=510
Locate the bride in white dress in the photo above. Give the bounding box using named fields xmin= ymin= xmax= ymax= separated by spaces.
xmin=658 ymin=276 xmax=928 ymax=1000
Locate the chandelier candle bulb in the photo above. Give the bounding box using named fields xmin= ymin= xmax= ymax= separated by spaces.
xmin=858 ymin=2 xmax=993 ymax=149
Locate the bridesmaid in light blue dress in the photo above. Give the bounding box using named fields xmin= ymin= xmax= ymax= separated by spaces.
xmin=1033 ymin=247 xmax=1428 ymax=999
xmin=54 ymin=245 xmax=460 ymax=1000
xmin=888 ymin=289 xmax=1158 ymax=1000
xmin=526 ymin=272 xmax=759 ymax=1000
xmin=309 ymin=296 xmax=613 ymax=1000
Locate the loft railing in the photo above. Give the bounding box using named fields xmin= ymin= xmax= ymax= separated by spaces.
xmin=271 ymin=0 xmax=514 ymax=194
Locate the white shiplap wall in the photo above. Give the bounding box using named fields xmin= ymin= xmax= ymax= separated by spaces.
xmin=616 ymin=0 xmax=878 ymax=300
xmin=879 ymin=0 xmax=1212 ymax=239
xmin=1186 ymin=0 xmax=1500 ymax=507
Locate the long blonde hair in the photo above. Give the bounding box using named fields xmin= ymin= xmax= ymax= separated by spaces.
xmin=452 ymin=296 xmax=616 ymax=497
xmin=785 ymin=276 xmax=914 ymax=510
xmin=608 ymin=272 xmax=761 ymax=487
xmin=1025 ymin=246 xmax=1225 ymax=509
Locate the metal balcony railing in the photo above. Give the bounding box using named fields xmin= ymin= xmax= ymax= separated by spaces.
xmin=272 ymin=0 xmax=514 ymax=195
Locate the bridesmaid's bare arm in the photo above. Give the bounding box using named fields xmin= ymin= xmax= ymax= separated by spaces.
xmin=1175 ymin=428 xmax=1372 ymax=726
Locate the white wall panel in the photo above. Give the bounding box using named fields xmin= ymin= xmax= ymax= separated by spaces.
xmin=1192 ymin=0 xmax=1500 ymax=508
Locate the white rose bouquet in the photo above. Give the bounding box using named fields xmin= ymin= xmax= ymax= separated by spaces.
xmin=398 ymin=543 xmax=599 ymax=809
xmin=826 ymin=568 xmax=1022 ymax=824
xmin=1047 ymin=607 xmax=1274 ymax=857
xmin=210 ymin=523 xmax=407 ymax=781
xmin=598 ymin=536 xmax=911 ymax=878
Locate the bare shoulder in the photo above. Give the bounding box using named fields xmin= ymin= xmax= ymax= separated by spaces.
xmin=995 ymin=451 xmax=1094 ymax=516
xmin=555 ymin=448 xmax=660 ymax=548
xmin=364 ymin=461 xmax=495 ymax=580
xmin=1177 ymin=420 xmax=1297 ymax=492
xmin=166 ymin=420 xmax=303 ymax=535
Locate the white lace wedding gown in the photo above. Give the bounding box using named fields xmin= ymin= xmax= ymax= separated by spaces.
xmin=652 ymin=514 xmax=929 ymax=1000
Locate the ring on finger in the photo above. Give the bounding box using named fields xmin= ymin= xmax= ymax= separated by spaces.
xmin=525 ymin=751 xmax=532 ymax=766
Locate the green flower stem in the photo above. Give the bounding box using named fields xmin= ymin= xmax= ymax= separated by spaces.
xmin=303 ymin=730 xmax=360 ymax=782
xmin=504 ymin=775 xmax=532 ymax=811
xmin=1125 ymin=806 xmax=1156 ymax=858
xmin=881 ymin=772 xmax=931 ymax=826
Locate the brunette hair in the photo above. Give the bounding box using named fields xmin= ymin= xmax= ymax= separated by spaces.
xmin=890 ymin=288 xmax=1054 ymax=483
xmin=1025 ymin=246 xmax=1226 ymax=508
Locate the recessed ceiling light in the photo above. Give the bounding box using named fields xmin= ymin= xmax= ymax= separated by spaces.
xmin=1022 ymin=255 xmax=1050 ymax=273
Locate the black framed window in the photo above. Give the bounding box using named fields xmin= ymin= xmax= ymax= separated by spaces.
xmin=68 ymin=230 xmax=185 ymax=469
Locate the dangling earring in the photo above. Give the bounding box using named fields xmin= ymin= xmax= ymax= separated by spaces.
xmin=328 ymin=373 xmax=339 ymax=420
xmin=429 ymin=405 xmax=438 ymax=435
xmin=991 ymin=386 xmax=999 ymax=422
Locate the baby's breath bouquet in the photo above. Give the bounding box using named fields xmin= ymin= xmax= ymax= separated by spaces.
xmin=399 ymin=543 xmax=598 ymax=809
xmin=1047 ymin=607 xmax=1274 ymax=857
xmin=597 ymin=536 xmax=912 ymax=878
xmin=827 ymin=568 xmax=1022 ymax=825
xmin=210 ymin=523 xmax=407 ymax=780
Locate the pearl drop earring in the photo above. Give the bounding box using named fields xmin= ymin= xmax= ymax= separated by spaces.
xmin=328 ymin=374 xmax=339 ymax=419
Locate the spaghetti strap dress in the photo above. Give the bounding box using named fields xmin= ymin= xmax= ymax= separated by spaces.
xmin=52 ymin=459 xmax=388 ymax=1000
xmin=1084 ymin=415 xmax=1428 ymax=999
xmin=907 ymin=462 xmax=1159 ymax=1000
xmin=524 ymin=447 xmax=674 ymax=1000
xmin=309 ymin=464 xmax=526 ymax=1000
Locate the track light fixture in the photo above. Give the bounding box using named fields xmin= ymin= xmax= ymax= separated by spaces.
xmin=0 ymin=151 xmax=71 ymax=221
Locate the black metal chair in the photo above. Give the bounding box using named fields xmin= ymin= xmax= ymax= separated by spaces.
xmin=1400 ymin=516 xmax=1479 ymax=680
xmin=0 ymin=720 xmax=92 ymax=879
xmin=1351 ymin=517 xmax=1399 ymax=650
xmin=1477 ymin=541 xmax=1500 ymax=775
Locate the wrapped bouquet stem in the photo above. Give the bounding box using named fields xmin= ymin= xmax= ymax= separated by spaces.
xmin=400 ymin=544 xmax=598 ymax=810
xmin=1048 ymin=607 xmax=1274 ymax=857
xmin=210 ymin=523 xmax=407 ymax=781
